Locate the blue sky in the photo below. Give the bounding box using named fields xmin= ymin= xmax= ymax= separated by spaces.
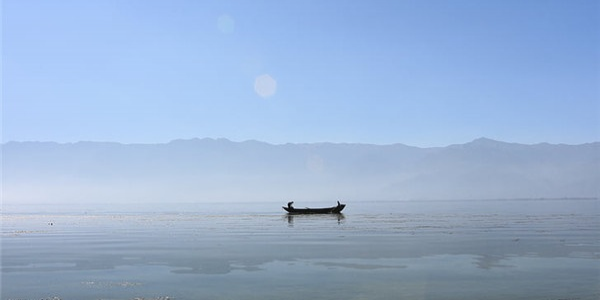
xmin=3 ymin=0 xmax=599 ymax=147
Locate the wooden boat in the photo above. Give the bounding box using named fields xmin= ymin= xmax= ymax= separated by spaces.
xmin=282 ymin=201 xmax=346 ymax=214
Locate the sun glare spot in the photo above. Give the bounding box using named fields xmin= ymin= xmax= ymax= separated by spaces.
xmin=254 ymin=74 xmax=277 ymax=98
xmin=217 ymin=14 xmax=235 ymax=34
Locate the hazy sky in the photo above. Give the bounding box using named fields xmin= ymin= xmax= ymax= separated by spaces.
xmin=3 ymin=0 xmax=599 ymax=147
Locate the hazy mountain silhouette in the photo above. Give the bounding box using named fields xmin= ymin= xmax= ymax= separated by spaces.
xmin=3 ymin=138 xmax=598 ymax=205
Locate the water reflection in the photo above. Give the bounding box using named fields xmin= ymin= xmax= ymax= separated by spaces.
xmin=285 ymin=213 xmax=345 ymax=226
xmin=2 ymin=200 xmax=599 ymax=299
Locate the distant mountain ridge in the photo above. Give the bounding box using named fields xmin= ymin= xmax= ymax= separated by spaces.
xmin=3 ymin=138 xmax=599 ymax=204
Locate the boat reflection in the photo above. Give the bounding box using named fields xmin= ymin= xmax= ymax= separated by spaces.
xmin=285 ymin=213 xmax=345 ymax=226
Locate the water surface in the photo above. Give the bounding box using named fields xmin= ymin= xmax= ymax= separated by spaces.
xmin=2 ymin=199 xmax=599 ymax=299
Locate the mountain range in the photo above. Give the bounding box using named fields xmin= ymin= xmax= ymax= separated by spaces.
xmin=2 ymin=138 xmax=598 ymax=205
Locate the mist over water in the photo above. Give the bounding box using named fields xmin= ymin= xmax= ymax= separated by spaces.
xmin=2 ymin=199 xmax=599 ymax=300
xmin=4 ymin=139 xmax=599 ymax=205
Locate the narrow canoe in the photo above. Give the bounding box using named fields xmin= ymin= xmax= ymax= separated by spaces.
xmin=282 ymin=203 xmax=345 ymax=214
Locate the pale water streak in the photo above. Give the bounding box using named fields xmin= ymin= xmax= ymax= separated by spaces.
xmin=1 ymin=199 xmax=599 ymax=300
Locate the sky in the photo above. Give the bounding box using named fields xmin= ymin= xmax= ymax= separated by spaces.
xmin=3 ymin=0 xmax=599 ymax=147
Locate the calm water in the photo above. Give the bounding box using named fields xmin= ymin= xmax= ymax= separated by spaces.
xmin=2 ymin=199 xmax=599 ymax=300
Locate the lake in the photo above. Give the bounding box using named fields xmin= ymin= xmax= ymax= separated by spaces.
xmin=2 ymin=199 xmax=599 ymax=300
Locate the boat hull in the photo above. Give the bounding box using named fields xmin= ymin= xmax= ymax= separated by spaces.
xmin=282 ymin=204 xmax=345 ymax=214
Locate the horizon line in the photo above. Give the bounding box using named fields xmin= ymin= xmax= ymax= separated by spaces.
xmin=3 ymin=137 xmax=599 ymax=148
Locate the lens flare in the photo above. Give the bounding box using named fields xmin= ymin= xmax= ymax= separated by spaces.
xmin=254 ymin=74 xmax=277 ymax=98
xmin=217 ymin=14 xmax=235 ymax=34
